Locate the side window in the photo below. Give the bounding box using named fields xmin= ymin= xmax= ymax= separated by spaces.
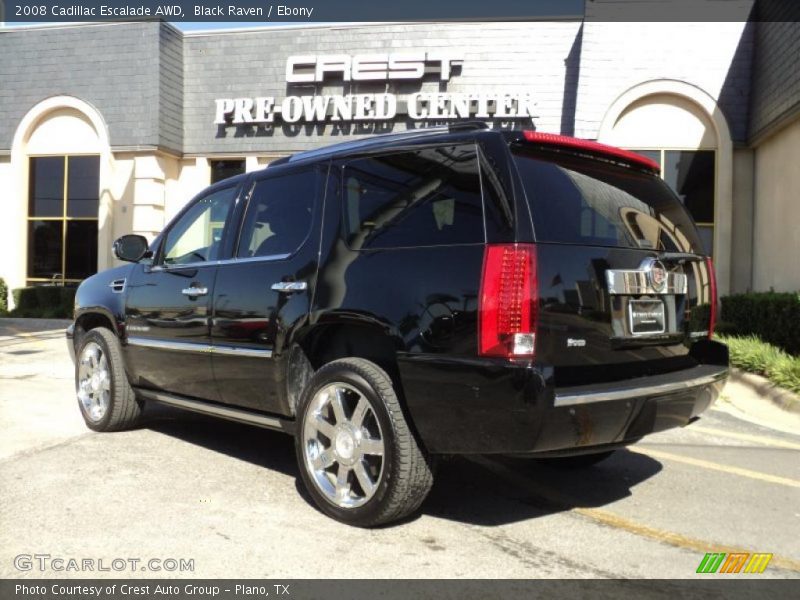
xmin=342 ymin=144 xmax=484 ymax=250
xmin=237 ymin=169 xmax=316 ymax=258
xmin=162 ymin=186 xmax=236 ymax=266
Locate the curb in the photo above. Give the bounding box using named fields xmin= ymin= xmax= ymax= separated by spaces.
xmin=728 ymin=368 xmax=800 ymax=415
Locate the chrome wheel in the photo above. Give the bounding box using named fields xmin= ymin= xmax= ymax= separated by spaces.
xmin=302 ymin=382 xmax=385 ymax=509
xmin=77 ymin=341 xmax=111 ymax=422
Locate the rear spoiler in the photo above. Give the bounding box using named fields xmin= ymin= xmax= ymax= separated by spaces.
xmin=517 ymin=131 xmax=661 ymax=173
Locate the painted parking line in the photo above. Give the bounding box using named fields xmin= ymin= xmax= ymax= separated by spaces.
xmin=571 ymin=507 xmax=800 ymax=573
xmin=470 ymin=456 xmax=800 ymax=573
xmin=0 ymin=329 xmax=66 ymax=344
xmin=688 ymin=424 xmax=800 ymax=451
xmin=629 ymin=446 xmax=800 ymax=488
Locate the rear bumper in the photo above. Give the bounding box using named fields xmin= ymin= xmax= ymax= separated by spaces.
xmin=398 ymin=341 xmax=729 ymax=455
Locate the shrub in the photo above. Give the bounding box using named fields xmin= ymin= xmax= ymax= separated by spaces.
xmin=0 ymin=278 xmax=8 ymax=315
xmin=719 ymin=292 xmax=800 ymax=356
xmin=11 ymin=285 xmax=76 ymax=319
xmin=716 ymin=334 xmax=800 ymax=395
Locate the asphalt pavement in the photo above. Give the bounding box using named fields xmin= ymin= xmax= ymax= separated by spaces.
xmin=1 ymin=320 xmax=798 ymax=579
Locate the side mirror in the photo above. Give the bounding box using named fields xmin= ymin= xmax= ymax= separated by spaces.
xmin=113 ymin=234 xmax=150 ymax=263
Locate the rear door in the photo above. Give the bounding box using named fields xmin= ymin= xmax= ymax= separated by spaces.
xmin=510 ymin=143 xmax=716 ymax=387
xmin=210 ymin=165 xmax=324 ymax=414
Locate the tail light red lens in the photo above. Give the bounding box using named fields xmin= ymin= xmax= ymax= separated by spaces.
xmin=479 ymin=244 xmax=538 ymax=357
xmin=706 ymin=257 xmax=718 ymax=339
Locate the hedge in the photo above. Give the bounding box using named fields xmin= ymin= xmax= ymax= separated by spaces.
xmin=0 ymin=278 xmax=8 ymax=315
xmin=10 ymin=285 xmax=77 ymax=319
xmin=719 ymin=292 xmax=800 ymax=356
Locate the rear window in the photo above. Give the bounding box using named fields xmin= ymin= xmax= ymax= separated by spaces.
xmin=512 ymin=148 xmax=705 ymax=254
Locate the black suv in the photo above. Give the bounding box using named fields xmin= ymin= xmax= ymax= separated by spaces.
xmin=67 ymin=123 xmax=728 ymax=526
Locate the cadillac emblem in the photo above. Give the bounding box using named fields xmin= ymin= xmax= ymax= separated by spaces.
xmin=648 ymin=260 xmax=668 ymax=292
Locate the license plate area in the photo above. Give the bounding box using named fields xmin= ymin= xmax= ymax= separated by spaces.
xmin=628 ymin=299 xmax=666 ymax=335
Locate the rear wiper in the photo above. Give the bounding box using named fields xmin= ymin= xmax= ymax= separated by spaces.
xmin=657 ymin=251 xmax=705 ymax=265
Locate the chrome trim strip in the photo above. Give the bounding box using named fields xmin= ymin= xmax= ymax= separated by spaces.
xmin=136 ymin=389 xmax=284 ymax=430
xmin=213 ymin=345 xmax=273 ymax=358
xmin=554 ymin=367 xmax=728 ymax=407
xmin=606 ymin=269 xmax=688 ymax=295
xmin=149 ymin=253 xmax=291 ymax=272
xmin=127 ymin=336 xmax=272 ymax=358
xmin=127 ymin=337 xmax=212 ymax=353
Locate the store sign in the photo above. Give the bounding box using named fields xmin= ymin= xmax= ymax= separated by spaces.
xmin=285 ymin=53 xmax=463 ymax=82
xmin=214 ymin=54 xmax=536 ymax=125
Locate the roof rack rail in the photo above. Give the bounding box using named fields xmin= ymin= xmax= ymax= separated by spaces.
xmin=271 ymin=121 xmax=492 ymax=166
xmin=448 ymin=121 xmax=489 ymax=132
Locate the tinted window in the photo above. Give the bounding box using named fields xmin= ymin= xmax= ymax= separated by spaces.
xmin=67 ymin=156 xmax=100 ymax=217
xmin=512 ymin=148 xmax=705 ymax=254
xmin=211 ymin=159 xmax=246 ymax=184
xmin=29 ymin=157 xmax=65 ymax=217
xmin=342 ymin=145 xmax=484 ymax=250
xmin=237 ymin=170 xmax=316 ymax=258
xmin=27 ymin=220 xmax=63 ymax=279
xmin=163 ymin=187 xmax=236 ymax=265
xmin=663 ymin=150 xmax=715 ymax=223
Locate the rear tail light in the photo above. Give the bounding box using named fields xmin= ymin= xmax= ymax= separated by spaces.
xmin=706 ymin=257 xmax=718 ymax=339
xmin=479 ymin=244 xmax=538 ymax=357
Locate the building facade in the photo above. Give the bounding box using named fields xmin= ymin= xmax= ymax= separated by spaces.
xmin=1 ymin=10 xmax=798 ymax=304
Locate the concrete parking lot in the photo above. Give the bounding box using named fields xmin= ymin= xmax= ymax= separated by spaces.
xmin=1 ymin=319 xmax=798 ymax=579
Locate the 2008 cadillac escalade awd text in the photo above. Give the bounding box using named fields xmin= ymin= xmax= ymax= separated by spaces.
xmin=67 ymin=124 xmax=728 ymax=526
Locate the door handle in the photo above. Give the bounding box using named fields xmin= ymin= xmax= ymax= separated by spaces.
xmin=271 ymin=281 xmax=307 ymax=293
xmin=182 ymin=286 xmax=208 ymax=297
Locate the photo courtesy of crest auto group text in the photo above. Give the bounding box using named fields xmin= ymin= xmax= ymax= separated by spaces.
xmin=0 ymin=0 xmax=798 ymax=597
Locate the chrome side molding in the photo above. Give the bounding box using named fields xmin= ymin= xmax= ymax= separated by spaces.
xmin=127 ymin=336 xmax=272 ymax=358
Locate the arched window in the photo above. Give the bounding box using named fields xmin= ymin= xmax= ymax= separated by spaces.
xmin=13 ymin=101 xmax=110 ymax=287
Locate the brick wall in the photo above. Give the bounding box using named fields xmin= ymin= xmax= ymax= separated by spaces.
xmin=574 ymin=18 xmax=754 ymax=143
xmin=0 ymin=22 xmax=163 ymax=151
xmin=749 ymin=2 xmax=800 ymax=141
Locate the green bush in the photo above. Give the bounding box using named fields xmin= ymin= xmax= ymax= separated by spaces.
xmin=11 ymin=285 xmax=76 ymax=319
xmin=719 ymin=292 xmax=800 ymax=356
xmin=0 ymin=277 xmax=8 ymax=315
xmin=716 ymin=334 xmax=800 ymax=395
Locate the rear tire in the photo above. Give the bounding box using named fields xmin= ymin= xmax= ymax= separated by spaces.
xmin=75 ymin=328 xmax=142 ymax=432
xmin=537 ymin=450 xmax=615 ymax=469
xmin=295 ymin=358 xmax=434 ymax=527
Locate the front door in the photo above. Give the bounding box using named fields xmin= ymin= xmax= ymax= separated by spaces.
xmin=211 ymin=165 xmax=323 ymax=413
xmin=124 ymin=184 xmax=239 ymax=401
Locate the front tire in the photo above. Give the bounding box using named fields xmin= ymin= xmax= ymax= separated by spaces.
xmin=295 ymin=358 xmax=434 ymax=527
xmin=75 ymin=328 xmax=142 ymax=432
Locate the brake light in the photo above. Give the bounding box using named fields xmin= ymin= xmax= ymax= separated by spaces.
xmin=706 ymin=257 xmax=717 ymax=339
xmin=522 ymin=130 xmax=661 ymax=172
xmin=479 ymin=244 xmax=538 ymax=357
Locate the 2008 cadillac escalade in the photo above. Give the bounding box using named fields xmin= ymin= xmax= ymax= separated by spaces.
xmin=67 ymin=123 xmax=728 ymax=526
